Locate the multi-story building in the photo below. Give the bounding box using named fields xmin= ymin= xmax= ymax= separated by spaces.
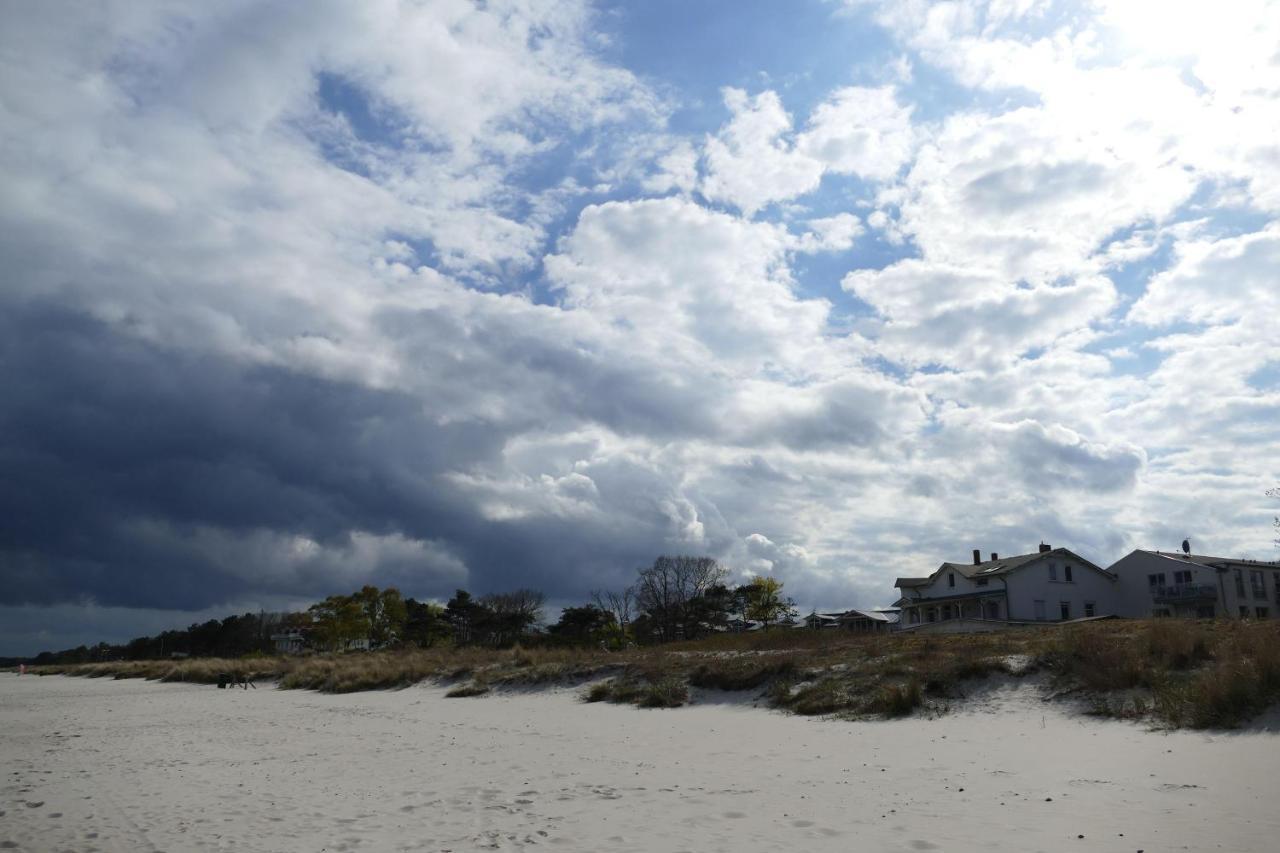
xmin=1108 ymin=550 xmax=1280 ymax=619
xmin=893 ymin=543 xmax=1117 ymax=629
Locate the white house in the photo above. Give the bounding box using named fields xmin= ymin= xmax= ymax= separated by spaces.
xmin=1108 ymin=549 xmax=1280 ymax=619
xmin=894 ymin=543 xmax=1117 ymax=629
xmin=271 ymin=631 xmax=307 ymax=655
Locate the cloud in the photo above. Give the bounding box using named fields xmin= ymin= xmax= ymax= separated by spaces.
xmin=797 ymin=85 xmax=915 ymax=180
xmin=844 ymin=260 xmax=1117 ymax=368
xmin=3 ymin=0 xmax=1279 ymax=656
xmin=998 ymin=420 xmax=1146 ymax=493
xmin=699 ymin=85 xmax=915 ymax=216
xmin=700 ymin=89 xmax=825 ymax=217
xmin=1130 ymin=224 xmax=1280 ymax=326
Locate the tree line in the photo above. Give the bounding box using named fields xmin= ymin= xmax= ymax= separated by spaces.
xmin=28 ymin=556 xmax=796 ymax=663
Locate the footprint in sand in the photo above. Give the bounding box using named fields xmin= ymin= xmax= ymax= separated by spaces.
xmin=910 ymin=842 xmax=940 ymax=851
xmin=722 ymin=811 xmax=747 ymax=819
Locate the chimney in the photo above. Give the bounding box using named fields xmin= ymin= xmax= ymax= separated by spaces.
xmin=990 ymin=552 xmax=998 ymax=561
xmin=973 ymin=549 xmax=982 ymax=565
xmin=1039 ymin=542 xmax=1051 ymax=553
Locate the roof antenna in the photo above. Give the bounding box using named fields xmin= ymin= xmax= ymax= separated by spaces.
xmin=1182 ymin=538 xmax=1191 ymax=556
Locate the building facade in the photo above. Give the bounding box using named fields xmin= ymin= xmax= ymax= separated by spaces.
xmin=894 ymin=544 xmax=1117 ymax=628
xmin=1108 ymin=550 xmax=1280 ymax=619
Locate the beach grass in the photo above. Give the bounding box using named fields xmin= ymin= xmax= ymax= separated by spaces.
xmin=28 ymin=619 xmax=1280 ymax=727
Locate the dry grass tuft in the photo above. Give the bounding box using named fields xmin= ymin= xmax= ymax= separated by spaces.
xmin=445 ymin=680 xmax=490 ymax=698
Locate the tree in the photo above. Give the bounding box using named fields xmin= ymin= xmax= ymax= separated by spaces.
xmin=591 ymin=587 xmax=636 ymax=649
xmin=547 ymin=605 xmax=617 ymax=646
xmin=480 ymin=589 xmax=545 ymax=647
xmin=633 ymin=556 xmax=728 ymax=643
xmin=445 ymin=590 xmax=484 ymax=646
xmin=740 ymin=576 xmax=797 ymax=630
xmin=309 ymin=594 xmax=370 ymax=651
xmin=355 ymin=585 xmax=407 ymax=647
xmin=403 ymin=599 xmax=451 ymax=648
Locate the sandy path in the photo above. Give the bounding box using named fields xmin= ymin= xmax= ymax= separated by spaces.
xmin=1 ymin=674 xmax=1278 ymax=852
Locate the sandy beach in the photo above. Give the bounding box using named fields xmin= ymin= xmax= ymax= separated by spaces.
xmin=2 ymin=675 xmax=1278 ymax=852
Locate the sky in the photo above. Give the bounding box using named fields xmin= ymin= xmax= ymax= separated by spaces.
xmin=2 ymin=0 xmax=1279 ymax=656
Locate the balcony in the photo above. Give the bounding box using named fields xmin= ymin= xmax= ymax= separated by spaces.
xmin=1153 ymin=584 xmax=1218 ymax=603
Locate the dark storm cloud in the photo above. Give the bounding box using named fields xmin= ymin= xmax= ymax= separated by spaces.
xmin=0 ymin=300 xmax=688 ymax=612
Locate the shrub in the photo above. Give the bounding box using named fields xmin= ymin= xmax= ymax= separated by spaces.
xmin=638 ymin=678 xmax=688 ymax=708
xmin=583 ymin=681 xmax=615 ymax=703
xmin=868 ymin=681 xmax=922 ymax=717
xmin=688 ymin=657 xmax=797 ymax=691
xmin=784 ymin=678 xmax=846 ymax=716
xmin=1146 ymin=620 xmax=1211 ymax=670
xmin=446 ymin=681 xmax=490 ymax=698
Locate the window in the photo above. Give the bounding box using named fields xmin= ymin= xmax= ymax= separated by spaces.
xmin=975 ymin=578 xmax=988 ymax=587
xmin=1084 ymin=601 xmax=1095 ymax=618
xmin=1148 ymin=573 xmax=1166 ymax=588
xmin=1033 ymin=600 xmax=1046 ymax=620
xmin=1251 ymin=570 xmax=1266 ymax=599
xmin=1174 ymin=570 xmax=1192 ymax=584
xmin=948 ymin=573 xmax=955 ymax=588
xmin=1064 ymin=565 xmax=1073 ymax=583
xmin=1235 ymin=569 xmax=1245 ymax=597
xmin=927 ymin=608 xmax=937 ymax=623
xmin=1060 ymin=601 xmax=1071 ymax=620
xmin=1048 ymin=564 xmax=1058 ymax=581
xmin=1256 ymin=607 xmax=1270 ymax=619
xmin=1239 ymin=606 xmax=1249 ymax=618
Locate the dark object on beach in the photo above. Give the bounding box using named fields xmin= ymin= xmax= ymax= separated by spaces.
xmin=217 ymin=672 xmax=255 ymax=690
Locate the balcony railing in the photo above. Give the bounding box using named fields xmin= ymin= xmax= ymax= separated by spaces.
xmin=1153 ymin=584 xmax=1218 ymax=603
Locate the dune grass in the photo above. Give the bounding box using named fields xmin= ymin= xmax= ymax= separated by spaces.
xmin=28 ymin=619 xmax=1280 ymax=727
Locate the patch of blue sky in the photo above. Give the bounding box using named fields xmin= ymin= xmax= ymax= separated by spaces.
xmin=597 ymin=0 xmax=896 ymax=133
xmin=896 ymin=56 xmax=1041 ymax=122
xmin=1102 ymin=179 xmax=1271 ymax=303
xmin=1082 ymin=318 xmax=1212 ymax=379
xmin=1247 ymin=361 xmax=1280 ymax=393
xmin=382 ymin=233 xmax=442 ymax=269
xmin=317 ymin=72 xmax=399 ymax=145
xmin=600 ymin=0 xmax=1038 ymax=131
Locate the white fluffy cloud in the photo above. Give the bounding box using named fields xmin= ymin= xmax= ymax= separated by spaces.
xmin=699 ymin=85 xmax=915 ymax=216
xmin=1130 ymin=224 xmax=1280 ymax=326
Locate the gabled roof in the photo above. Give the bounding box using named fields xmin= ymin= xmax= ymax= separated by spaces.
xmin=1137 ymin=550 xmax=1280 ymax=570
xmin=894 ymin=577 xmax=930 ymax=589
xmin=921 ymin=547 xmax=1113 ymax=586
xmin=849 ymin=609 xmax=900 ymax=624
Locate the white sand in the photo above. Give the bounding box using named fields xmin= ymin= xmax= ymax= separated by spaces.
xmin=2 ymin=675 xmax=1279 ymax=852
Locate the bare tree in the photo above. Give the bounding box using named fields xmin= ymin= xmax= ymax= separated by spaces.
xmin=633 ymin=556 xmax=728 ymax=642
xmin=1269 ymin=486 xmax=1280 ymax=549
xmin=591 ymin=587 xmax=635 ymax=633
xmin=481 ymin=589 xmax=545 ymax=647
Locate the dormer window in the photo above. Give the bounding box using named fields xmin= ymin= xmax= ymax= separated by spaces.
xmin=948 ymin=573 xmax=955 ymax=588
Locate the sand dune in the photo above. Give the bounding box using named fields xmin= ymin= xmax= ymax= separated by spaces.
xmin=2 ymin=674 xmax=1278 ymax=852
